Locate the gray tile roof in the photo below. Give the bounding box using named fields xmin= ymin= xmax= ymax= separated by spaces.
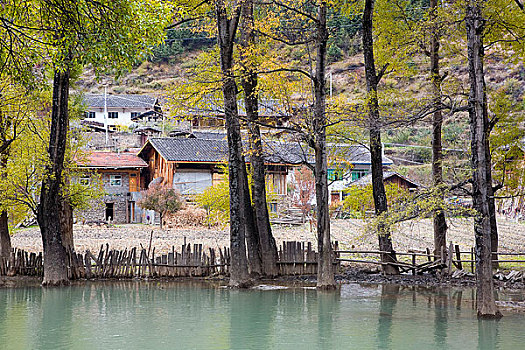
xmin=191 ymin=131 xmax=228 ymax=140
xmin=328 ymin=144 xmax=393 ymax=165
xmin=140 ymin=136 xmax=391 ymax=167
xmin=85 ymin=94 xmax=157 ymax=108
xmin=148 ymin=138 xmax=228 ymax=163
xmin=350 ymin=171 xmax=419 ymax=187
xmin=174 ymin=98 xmax=288 ymax=117
xmin=142 ymin=137 xmax=309 ymax=165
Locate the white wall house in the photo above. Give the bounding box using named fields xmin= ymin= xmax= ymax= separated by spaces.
xmin=83 ymin=94 xmax=161 ymax=128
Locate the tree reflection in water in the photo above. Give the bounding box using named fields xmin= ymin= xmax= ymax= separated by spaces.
xmin=377 ymin=284 xmax=400 ymax=349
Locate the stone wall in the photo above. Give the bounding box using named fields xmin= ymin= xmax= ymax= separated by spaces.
xmin=84 ymin=132 xmax=142 ymax=151
xmin=75 ymin=172 xmax=131 ymax=224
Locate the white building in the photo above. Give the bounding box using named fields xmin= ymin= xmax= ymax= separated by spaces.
xmin=83 ymin=94 xmax=161 ymax=129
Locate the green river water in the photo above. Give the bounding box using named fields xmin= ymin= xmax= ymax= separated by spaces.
xmin=1 ymin=281 xmax=524 ymax=350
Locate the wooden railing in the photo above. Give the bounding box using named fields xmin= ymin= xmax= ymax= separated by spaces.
xmin=335 ymin=243 xmax=525 ymax=274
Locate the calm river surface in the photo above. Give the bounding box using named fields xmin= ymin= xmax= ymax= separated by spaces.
xmin=1 ymin=281 xmax=524 ymax=350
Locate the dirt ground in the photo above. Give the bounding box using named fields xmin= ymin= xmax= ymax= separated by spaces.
xmin=11 ymin=216 xmax=525 ymax=254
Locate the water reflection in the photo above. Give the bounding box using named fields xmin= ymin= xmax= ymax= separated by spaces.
xmin=229 ymin=288 xmax=278 ymax=349
xmin=433 ymin=288 xmax=449 ymax=348
xmin=377 ymin=284 xmax=399 ymax=349
xmin=39 ymin=288 xmax=74 ymax=349
xmin=317 ymin=289 xmax=340 ymax=349
xmin=0 ymin=281 xmax=524 ymax=350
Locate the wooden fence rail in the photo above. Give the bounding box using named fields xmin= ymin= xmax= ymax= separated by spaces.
xmin=3 ymin=241 xmax=524 ymax=279
xmin=336 ymin=243 xmax=525 ymax=274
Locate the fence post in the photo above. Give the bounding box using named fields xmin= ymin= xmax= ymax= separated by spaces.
xmin=470 ymin=247 xmax=475 ymax=273
xmin=426 ymin=248 xmax=432 ymax=262
xmin=447 ymin=242 xmax=453 ymax=275
xmin=412 ymin=253 xmax=416 ymax=275
xmin=455 ymin=245 xmax=462 ymax=270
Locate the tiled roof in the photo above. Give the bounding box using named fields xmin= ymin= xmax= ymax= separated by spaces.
xmin=173 ymin=98 xmax=288 ymax=117
xmin=84 ymin=94 xmax=157 ymax=108
xmin=79 ymin=152 xmax=148 ymax=168
xmin=148 ymin=138 xmax=228 ymax=163
xmin=329 ymin=144 xmax=393 ymax=165
xmin=350 ymin=171 xmax=419 ymax=187
xmin=139 ymin=137 xmax=394 ymax=167
xmin=191 ymin=131 xmax=228 ymax=140
xmin=141 ymin=138 xmax=309 ymax=165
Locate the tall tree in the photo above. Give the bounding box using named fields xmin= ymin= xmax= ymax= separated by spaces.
xmin=312 ymin=0 xmax=336 ymax=289
xmin=240 ymin=0 xmax=279 ymax=277
xmin=0 ymin=85 xmax=26 ymax=262
xmin=362 ymin=0 xmax=399 ymax=275
xmin=38 ymin=66 xmax=71 ymax=285
xmin=428 ymin=0 xmax=448 ymax=261
xmin=214 ymin=0 xmax=252 ymax=287
xmin=31 ymin=0 xmax=170 ymax=285
xmin=466 ymin=0 xmax=501 ymax=318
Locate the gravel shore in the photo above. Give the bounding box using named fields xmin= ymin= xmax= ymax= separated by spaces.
xmin=11 ymin=217 xmax=525 ymax=254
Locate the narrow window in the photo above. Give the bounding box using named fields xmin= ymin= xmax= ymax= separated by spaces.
xmin=79 ymin=176 xmax=90 ymax=185
xmin=108 ymin=112 xmax=119 ymax=119
xmin=110 ymin=175 xmax=122 ymax=186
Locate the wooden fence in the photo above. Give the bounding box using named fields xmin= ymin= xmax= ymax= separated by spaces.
xmin=0 ymin=242 xmax=230 ymax=279
xmin=3 ymin=240 xmax=524 ymax=280
xmin=335 ymin=242 xmax=525 ymax=275
xmin=277 ymin=241 xmax=327 ymax=275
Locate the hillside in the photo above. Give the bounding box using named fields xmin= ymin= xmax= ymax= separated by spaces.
xmin=76 ymin=41 xmax=525 ymax=187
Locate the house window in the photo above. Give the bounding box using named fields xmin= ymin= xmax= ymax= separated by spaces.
xmin=327 ymin=169 xmax=343 ymax=181
xmin=79 ymin=176 xmax=90 ymax=185
xmin=351 ymin=170 xmax=368 ymax=181
xmin=110 ymin=175 xmax=122 ymax=186
xmin=131 ymin=112 xmax=140 ymax=119
xmin=84 ymin=111 xmax=95 ymax=119
xmin=108 ymin=112 xmax=119 ymax=119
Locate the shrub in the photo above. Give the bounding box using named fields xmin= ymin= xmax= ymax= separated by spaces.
xmin=137 ymin=185 xmax=183 ymax=229
xmin=195 ymin=179 xmax=230 ymax=227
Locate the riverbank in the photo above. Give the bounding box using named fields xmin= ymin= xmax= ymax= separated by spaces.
xmin=2 ymin=266 xmax=524 ymax=291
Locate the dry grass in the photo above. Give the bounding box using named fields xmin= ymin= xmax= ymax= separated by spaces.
xmin=11 ymin=216 xmax=524 ymax=256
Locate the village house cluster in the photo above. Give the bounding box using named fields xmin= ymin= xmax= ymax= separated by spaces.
xmin=76 ymin=93 xmax=418 ymax=224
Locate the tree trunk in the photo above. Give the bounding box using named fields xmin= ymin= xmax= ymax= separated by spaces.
xmin=430 ymin=0 xmax=448 ymax=261
xmin=363 ymin=0 xmax=399 ymax=275
xmin=37 ymin=68 xmax=71 ymax=286
xmin=0 ymin=211 xmax=11 ymax=264
xmin=240 ymin=0 xmax=279 ymax=277
xmin=0 ymin=154 xmax=11 ymax=262
xmin=215 ymin=0 xmax=251 ymax=287
xmin=466 ymin=2 xmax=501 ymax=319
xmin=241 ymin=161 xmax=263 ymax=277
xmin=489 ymin=190 xmax=498 ymax=267
xmin=314 ymin=1 xmax=335 ymax=289
xmin=60 ymin=196 xmax=74 ymax=252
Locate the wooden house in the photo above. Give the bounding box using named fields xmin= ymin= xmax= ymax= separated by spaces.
xmin=137 ymin=135 xmax=307 ymax=197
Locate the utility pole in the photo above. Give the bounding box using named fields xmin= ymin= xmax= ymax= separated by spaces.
xmin=104 ymin=86 xmax=108 ymax=147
